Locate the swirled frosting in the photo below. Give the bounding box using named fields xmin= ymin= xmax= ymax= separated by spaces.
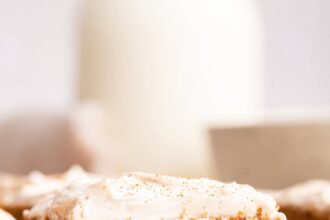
xmin=25 ymin=172 xmax=286 ymax=220
xmin=0 ymin=166 xmax=90 ymax=208
xmin=272 ymin=179 xmax=330 ymax=212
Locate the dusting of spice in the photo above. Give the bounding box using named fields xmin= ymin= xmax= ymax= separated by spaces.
xmin=24 ymin=172 xmax=286 ymax=220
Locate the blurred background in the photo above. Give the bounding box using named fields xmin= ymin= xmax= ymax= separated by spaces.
xmin=0 ymin=0 xmax=330 ymax=189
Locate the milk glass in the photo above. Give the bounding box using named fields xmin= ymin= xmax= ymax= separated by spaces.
xmin=81 ymin=0 xmax=264 ymax=177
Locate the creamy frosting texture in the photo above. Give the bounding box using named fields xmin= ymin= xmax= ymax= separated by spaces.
xmin=0 ymin=166 xmax=90 ymax=207
xmin=0 ymin=209 xmax=15 ymax=220
xmin=25 ymin=172 xmax=286 ymax=220
xmin=273 ymin=179 xmax=330 ymax=212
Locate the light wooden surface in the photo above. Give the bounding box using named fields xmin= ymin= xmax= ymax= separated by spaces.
xmin=210 ymin=123 xmax=330 ymax=189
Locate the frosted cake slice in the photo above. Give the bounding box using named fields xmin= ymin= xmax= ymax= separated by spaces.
xmin=0 ymin=166 xmax=90 ymax=219
xmin=273 ymin=180 xmax=330 ymax=220
xmin=24 ymin=172 xmax=286 ymax=220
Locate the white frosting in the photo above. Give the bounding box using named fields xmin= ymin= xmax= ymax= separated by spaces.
xmin=25 ymin=172 xmax=286 ymax=220
xmin=0 ymin=166 xmax=90 ymax=207
xmin=0 ymin=209 xmax=15 ymax=220
xmin=273 ymin=179 xmax=330 ymax=211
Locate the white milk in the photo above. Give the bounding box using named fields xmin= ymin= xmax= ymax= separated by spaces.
xmin=81 ymin=0 xmax=264 ymax=177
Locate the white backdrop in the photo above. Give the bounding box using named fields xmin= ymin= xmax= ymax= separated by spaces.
xmin=259 ymin=0 xmax=330 ymax=118
xmin=0 ymin=0 xmax=81 ymax=116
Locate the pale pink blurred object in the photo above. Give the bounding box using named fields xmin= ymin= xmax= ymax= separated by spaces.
xmin=0 ymin=103 xmax=113 ymax=175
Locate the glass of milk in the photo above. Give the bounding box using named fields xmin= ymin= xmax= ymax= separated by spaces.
xmin=80 ymin=0 xmax=264 ymax=177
